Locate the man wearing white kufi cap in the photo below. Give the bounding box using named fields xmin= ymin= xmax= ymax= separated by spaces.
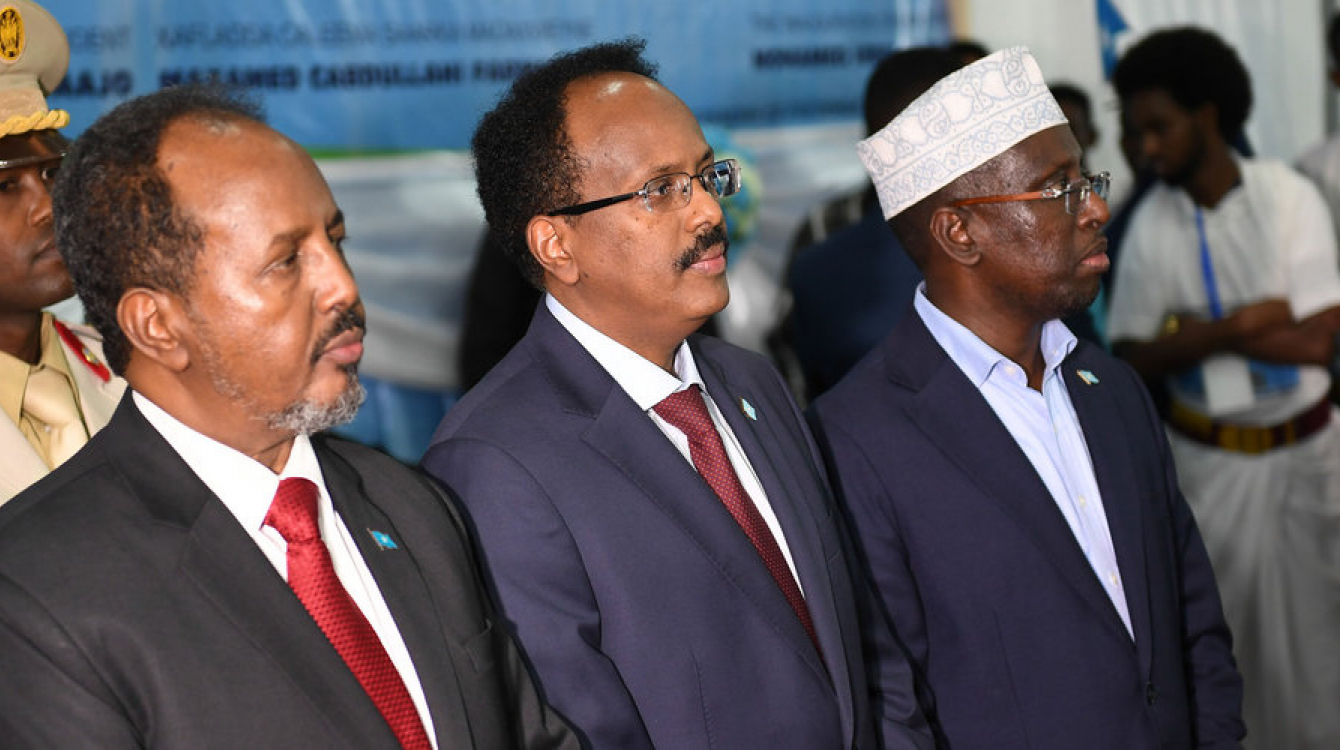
xmin=809 ymin=47 xmax=1244 ymax=748
xmin=0 ymin=0 xmax=124 ymax=505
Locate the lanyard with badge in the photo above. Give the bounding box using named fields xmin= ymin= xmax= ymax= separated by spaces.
xmin=1175 ymin=207 xmax=1298 ymax=402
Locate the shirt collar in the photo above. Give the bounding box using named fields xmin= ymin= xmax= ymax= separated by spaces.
xmin=0 ymin=313 xmax=77 ymax=427
xmin=132 ymin=391 xmax=326 ymax=533
xmin=913 ymin=285 xmax=1077 ymax=389
xmin=546 ymin=294 xmax=701 ymax=410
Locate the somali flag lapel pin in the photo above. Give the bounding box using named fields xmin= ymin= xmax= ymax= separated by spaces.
xmin=740 ymin=397 xmax=758 ymax=421
xmin=367 ymin=529 xmax=399 ymax=551
xmin=1076 ymin=369 xmax=1100 ymax=386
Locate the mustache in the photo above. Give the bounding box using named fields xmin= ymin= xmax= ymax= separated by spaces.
xmin=675 ymin=223 xmax=730 ymax=272
xmin=310 ymin=307 xmax=366 ymax=365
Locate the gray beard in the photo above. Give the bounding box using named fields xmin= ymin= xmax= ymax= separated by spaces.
xmin=263 ymin=369 xmax=365 ymax=434
xmin=200 ymin=340 xmax=365 ymax=435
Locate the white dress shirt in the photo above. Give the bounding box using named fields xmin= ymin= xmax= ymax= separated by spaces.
xmin=914 ymin=289 xmax=1133 ymax=638
xmin=546 ymin=294 xmax=804 ymax=592
xmin=133 ymin=392 xmax=439 ymax=746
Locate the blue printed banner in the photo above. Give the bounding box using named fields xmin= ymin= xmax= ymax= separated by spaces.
xmin=43 ymin=0 xmax=948 ymax=150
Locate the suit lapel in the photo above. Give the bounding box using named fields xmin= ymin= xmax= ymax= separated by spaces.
xmin=1063 ymin=353 xmax=1153 ymax=671
xmin=180 ymin=501 xmax=395 ymax=748
xmin=695 ymin=347 xmax=856 ymax=743
xmin=105 ymin=399 xmax=396 ymax=749
xmin=581 ymin=386 xmax=826 ymax=672
xmin=525 ymin=308 xmax=829 ymax=685
xmin=316 ymin=444 xmax=475 ymax=747
xmin=889 ymin=315 xmax=1132 ymax=643
xmin=695 ymin=346 xmax=837 ymax=684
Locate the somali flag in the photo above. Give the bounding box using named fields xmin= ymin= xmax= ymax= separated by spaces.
xmin=1097 ymin=0 xmax=1130 ymax=79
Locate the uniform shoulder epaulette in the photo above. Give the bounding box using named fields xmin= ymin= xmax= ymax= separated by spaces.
xmin=52 ymin=319 xmax=111 ymax=383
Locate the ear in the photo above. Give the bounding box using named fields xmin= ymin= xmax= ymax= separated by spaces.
xmin=116 ymin=288 xmax=191 ymax=373
xmin=928 ymin=206 xmax=982 ymax=267
xmin=526 ymin=215 xmax=579 ymax=286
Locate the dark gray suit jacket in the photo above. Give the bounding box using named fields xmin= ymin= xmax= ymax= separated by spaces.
xmin=423 ymin=304 xmax=930 ymax=750
xmin=0 ymin=395 xmax=578 ymax=749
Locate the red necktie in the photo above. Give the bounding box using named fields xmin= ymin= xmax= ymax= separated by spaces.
xmin=265 ymin=477 xmax=432 ymax=750
xmin=653 ymin=385 xmax=822 ymax=657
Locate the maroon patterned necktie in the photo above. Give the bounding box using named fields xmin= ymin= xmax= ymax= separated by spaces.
xmin=265 ymin=477 xmax=432 ymax=750
xmin=653 ymin=385 xmax=822 ymax=657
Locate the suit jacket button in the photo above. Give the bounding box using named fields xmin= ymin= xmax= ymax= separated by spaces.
xmin=1145 ymin=682 xmax=1158 ymax=705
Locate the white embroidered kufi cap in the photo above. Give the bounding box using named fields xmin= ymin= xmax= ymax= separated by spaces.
xmin=0 ymin=0 xmax=69 ymax=138
xmin=858 ymin=46 xmax=1066 ymax=219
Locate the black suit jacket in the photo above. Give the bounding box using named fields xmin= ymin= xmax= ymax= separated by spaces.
xmin=0 ymin=395 xmax=577 ymax=749
xmin=809 ymin=309 xmax=1244 ymax=748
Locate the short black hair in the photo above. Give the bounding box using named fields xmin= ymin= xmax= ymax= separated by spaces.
xmin=947 ymin=39 xmax=990 ymax=65
xmin=863 ymin=46 xmax=962 ymax=135
xmin=1113 ymin=26 xmax=1252 ymax=142
xmin=53 ymin=83 xmax=263 ymax=374
xmin=1049 ymin=83 xmax=1091 ymax=118
xmin=471 ymin=38 xmax=658 ymax=288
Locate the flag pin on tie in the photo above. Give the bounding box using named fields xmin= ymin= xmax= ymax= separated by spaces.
xmin=740 ymin=397 xmax=757 ymax=420
xmin=367 ymin=529 xmax=399 ymax=550
xmin=1077 ymin=369 xmax=1100 ymax=385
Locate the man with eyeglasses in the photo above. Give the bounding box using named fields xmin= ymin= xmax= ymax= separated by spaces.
xmin=0 ymin=0 xmax=125 ymax=505
xmin=423 ymin=39 xmax=931 ymax=750
xmin=808 ymin=47 xmax=1244 ymax=748
xmin=1110 ymin=28 xmax=1340 ymax=749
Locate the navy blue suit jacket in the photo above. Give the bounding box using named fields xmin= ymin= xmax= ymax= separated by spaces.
xmin=423 ymin=304 xmax=930 ymax=749
xmin=789 ymin=206 xmax=922 ymax=399
xmin=809 ymin=309 xmax=1244 ymax=749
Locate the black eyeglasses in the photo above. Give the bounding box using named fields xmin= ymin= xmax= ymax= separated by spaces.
xmin=547 ymin=159 xmax=741 ymax=217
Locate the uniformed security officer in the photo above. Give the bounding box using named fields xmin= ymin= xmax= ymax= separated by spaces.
xmin=0 ymin=0 xmax=125 ymax=504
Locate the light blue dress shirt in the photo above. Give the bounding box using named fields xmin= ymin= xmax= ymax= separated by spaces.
xmin=914 ymin=288 xmax=1133 ymax=638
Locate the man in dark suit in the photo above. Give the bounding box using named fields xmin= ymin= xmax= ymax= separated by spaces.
xmin=809 ymin=47 xmax=1245 ymax=748
xmin=422 ymin=40 xmax=929 ymax=749
xmin=0 ymin=84 xmax=577 ymax=749
xmin=782 ymin=47 xmax=956 ymax=403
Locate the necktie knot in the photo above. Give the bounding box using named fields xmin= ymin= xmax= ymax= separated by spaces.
xmin=265 ymin=477 xmax=321 ymax=544
xmin=653 ymin=384 xmax=714 ymax=437
xmin=23 ymin=367 xmax=78 ymax=428
xmin=23 ymin=366 xmax=88 ymax=468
